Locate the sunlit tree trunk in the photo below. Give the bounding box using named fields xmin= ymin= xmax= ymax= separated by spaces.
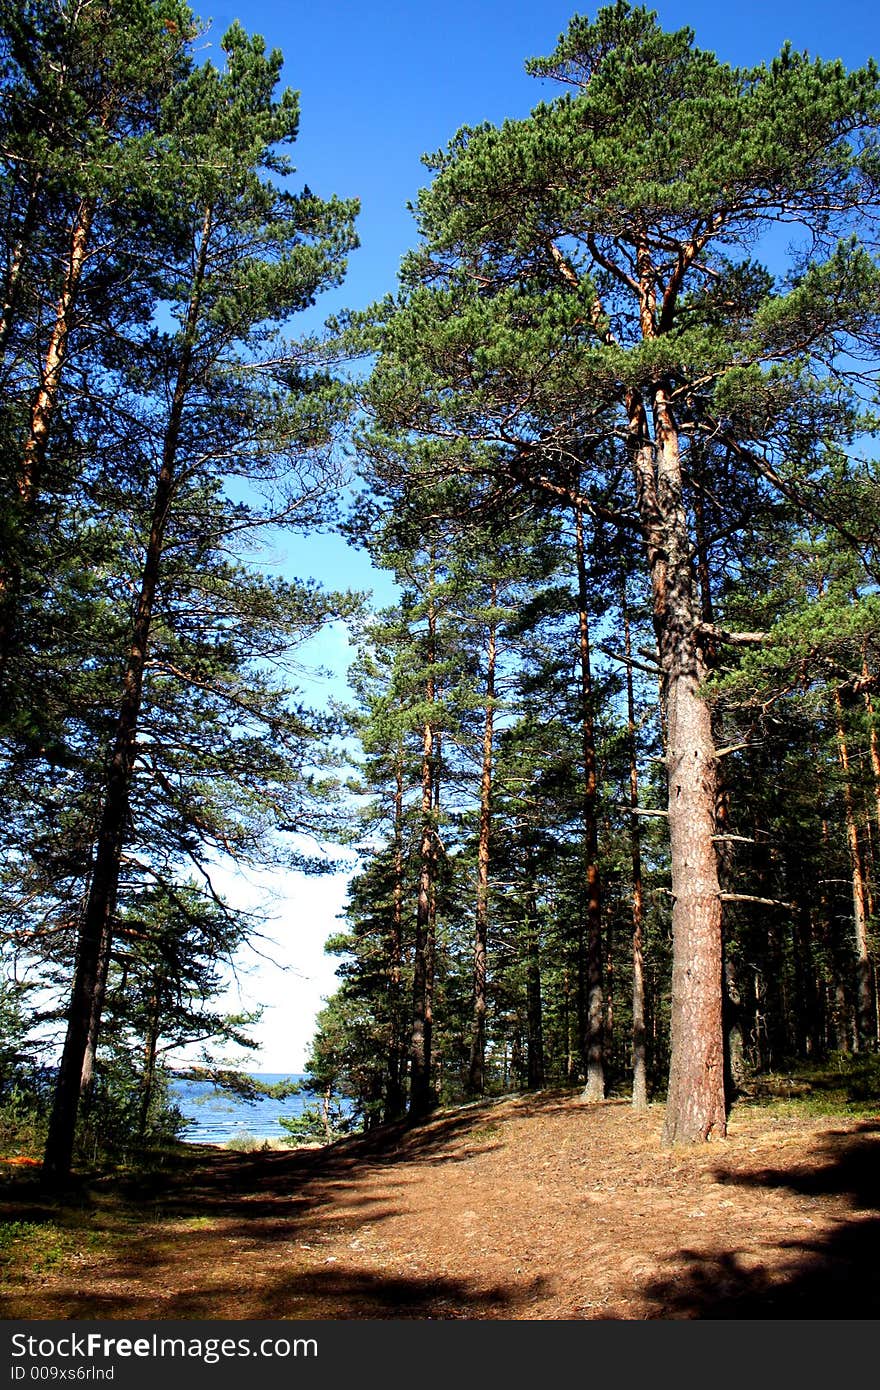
xmin=0 ymin=196 xmax=95 ymax=697
xmin=835 ymin=693 xmax=875 ymax=1049
xmin=630 ymin=374 xmax=726 ymax=1144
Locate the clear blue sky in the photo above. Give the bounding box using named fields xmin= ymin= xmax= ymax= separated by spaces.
xmin=206 ymin=0 xmax=879 ymax=326
xmin=192 ymin=1 xmax=880 ymax=1073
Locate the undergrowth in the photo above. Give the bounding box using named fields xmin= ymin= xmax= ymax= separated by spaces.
xmin=740 ymin=1053 xmax=880 ymax=1119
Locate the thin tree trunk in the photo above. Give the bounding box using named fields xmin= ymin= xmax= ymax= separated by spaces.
xmin=21 ymin=196 xmax=94 ymax=504
xmin=385 ymin=741 xmax=406 ymax=1121
xmin=409 ymin=587 xmax=436 ymax=1121
xmin=137 ymin=988 xmax=162 ymax=1140
xmin=791 ymin=897 xmax=821 ymax=1058
xmin=860 ymin=653 xmax=880 ymax=839
xmin=42 ymin=206 xmax=214 ymax=1184
xmin=468 ymin=584 xmax=497 ymax=1095
xmin=524 ymin=879 xmax=544 ymax=1089
xmin=835 ymin=694 xmax=875 ymax=1049
xmin=574 ymin=501 xmax=605 ymax=1104
xmin=819 ymin=812 xmax=851 ymax=1054
xmin=622 ymin=579 xmax=648 ymax=1110
xmin=0 ymin=196 xmax=95 ymax=699
xmin=80 ymin=919 xmax=113 ymax=1098
xmin=723 ymin=959 xmax=746 ymax=1091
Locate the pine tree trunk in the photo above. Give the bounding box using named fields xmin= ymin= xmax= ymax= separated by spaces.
xmin=723 ymin=959 xmax=746 ymax=1092
xmin=385 ymin=744 xmax=406 ymax=1120
xmin=574 ymin=502 xmax=605 ymax=1104
xmin=20 ymin=197 xmax=95 ymax=503
xmin=42 ymin=206 xmax=213 ymax=1184
xmin=835 ymin=696 xmax=875 ymax=1049
xmin=622 ymin=583 xmax=648 ymax=1111
xmin=80 ymin=918 xmax=114 ymax=1097
xmin=468 ymin=586 xmax=497 ymax=1095
xmin=0 ymin=196 xmax=94 ymax=701
xmin=409 ymin=593 xmax=436 ymax=1121
xmin=137 ymin=989 xmax=162 ymax=1140
xmin=631 ymin=383 xmax=726 ymax=1144
xmin=524 ymin=880 xmax=544 ymax=1090
xmin=792 ymin=897 xmax=821 ymax=1058
xmin=863 ymin=684 xmax=880 ymax=839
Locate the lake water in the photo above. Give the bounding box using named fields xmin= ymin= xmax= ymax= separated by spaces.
xmin=170 ymin=1073 xmax=313 ymax=1145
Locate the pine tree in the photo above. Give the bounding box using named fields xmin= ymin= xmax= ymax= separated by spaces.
xmin=41 ymin=18 xmax=358 ymax=1182
xmin=365 ymin=2 xmax=880 ymax=1141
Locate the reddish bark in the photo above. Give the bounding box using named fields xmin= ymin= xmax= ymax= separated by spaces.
xmin=630 ymin=383 xmax=726 ymax=1144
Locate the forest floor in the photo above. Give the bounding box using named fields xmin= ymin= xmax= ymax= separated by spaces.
xmin=1 ymin=1090 xmax=879 ymax=1320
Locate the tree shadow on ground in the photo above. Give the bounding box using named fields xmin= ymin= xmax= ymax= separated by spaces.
xmin=0 ymin=1093 xmax=564 ymax=1318
xmin=640 ymin=1121 xmax=880 ymax=1318
xmin=3 ymin=1260 xmax=547 ymax=1320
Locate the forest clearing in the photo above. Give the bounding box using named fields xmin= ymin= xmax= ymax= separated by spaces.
xmin=1 ymin=1088 xmax=879 ymax=1320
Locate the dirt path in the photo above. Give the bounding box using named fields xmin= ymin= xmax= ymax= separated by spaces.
xmin=2 ymin=1093 xmax=879 ymax=1319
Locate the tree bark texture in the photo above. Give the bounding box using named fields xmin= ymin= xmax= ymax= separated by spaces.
xmin=631 ymin=382 xmax=726 ymax=1144
xmin=0 ymin=196 xmax=94 ymax=703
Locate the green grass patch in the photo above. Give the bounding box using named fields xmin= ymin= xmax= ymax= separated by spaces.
xmin=0 ymin=1219 xmax=105 ymax=1278
xmin=742 ymin=1054 xmax=880 ymax=1119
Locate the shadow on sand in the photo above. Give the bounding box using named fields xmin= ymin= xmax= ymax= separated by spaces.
xmin=639 ymin=1120 xmax=880 ymax=1318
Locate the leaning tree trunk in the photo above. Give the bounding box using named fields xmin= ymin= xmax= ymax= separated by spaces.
xmin=42 ymin=440 xmax=172 ymax=1182
xmin=0 ymin=196 xmax=94 ymax=702
xmin=631 ymin=384 xmax=726 ymax=1144
xmin=861 ymin=662 xmax=880 ymax=839
xmin=42 ymin=206 xmax=213 ymax=1184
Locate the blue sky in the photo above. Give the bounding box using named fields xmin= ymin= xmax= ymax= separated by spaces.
xmin=188 ymin=0 xmax=880 ymax=1073
xmin=206 ymin=0 xmax=879 ymax=327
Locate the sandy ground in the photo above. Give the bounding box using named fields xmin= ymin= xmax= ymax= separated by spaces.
xmin=2 ymin=1091 xmax=878 ymax=1319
